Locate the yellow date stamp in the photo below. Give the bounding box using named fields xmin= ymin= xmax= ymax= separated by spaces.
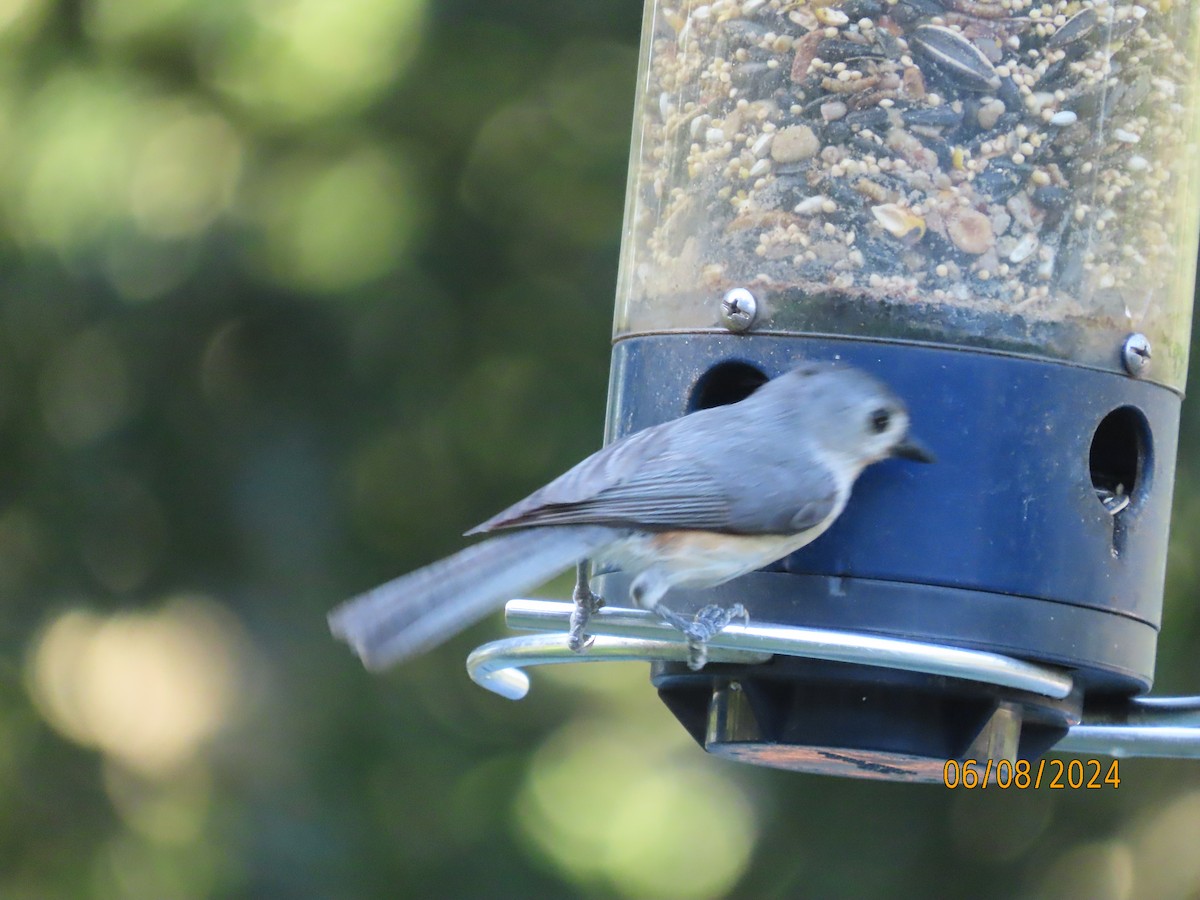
xmin=943 ymin=758 xmax=1120 ymax=789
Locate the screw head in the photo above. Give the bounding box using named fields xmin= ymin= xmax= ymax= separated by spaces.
xmin=1122 ymin=333 xmax=1152 ymax=377
xmin=720 ymin=288 xmax=758 ymax=333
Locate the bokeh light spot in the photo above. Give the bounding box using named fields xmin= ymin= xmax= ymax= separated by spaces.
xmin=129 ymin=106 xmax=242 ymax=239
xmin=13 ymin=70 xmax=141 ymax=251
xmin=948 ymin=787 xmax=1055 ymax=862
xmin=27 ymin=597 xmax=249 ymax=777
xmin=11 ymin=70 xmax=241 ymax=260
xmin=518 ymin=718 xmax=757 ymax=899
xmin=203 ymin=0 xmax=428 ymax=124
xmin=1033 ymin=840 xmax=1135 ymax=900
xmin=252 ymin=146 xmax=421 ymax=293
xmin=1127 ymin=789 xmax=1200 ymax=899
xmin=0 ymin=0 xmax=46 ymax=40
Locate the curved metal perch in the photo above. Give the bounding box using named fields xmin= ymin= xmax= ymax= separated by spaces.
xmin=468 ymin=599 xmax=1073 ymax=699
xmin=466 ymin=600 xmax=1200 ymax=758
xmin=466 ymin=632 xmax=770 ymax=701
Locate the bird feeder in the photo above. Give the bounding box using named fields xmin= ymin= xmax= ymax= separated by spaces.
xmin=468 ymin=0 xmax=1200 ymax=780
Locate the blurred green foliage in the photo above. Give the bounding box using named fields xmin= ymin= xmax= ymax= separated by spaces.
xmin=2 ymin=1 xmax=1200 ymax=898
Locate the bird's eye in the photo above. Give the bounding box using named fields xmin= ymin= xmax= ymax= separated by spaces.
xmin=869 ymin=408 xmax=891 ymax=434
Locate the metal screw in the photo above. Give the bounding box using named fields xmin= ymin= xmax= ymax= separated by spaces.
xmin=720 ymin=288 xmax=758 ymax=333
xmin=1122 ymin=333 xmax=1152 ymax=377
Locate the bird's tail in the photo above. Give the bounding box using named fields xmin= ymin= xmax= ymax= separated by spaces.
xmin=328 ymin=525 xmax=617 ymax=671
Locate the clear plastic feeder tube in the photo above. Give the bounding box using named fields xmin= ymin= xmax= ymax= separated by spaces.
xmin=614 ymin=0 xmax=1200 ymax=389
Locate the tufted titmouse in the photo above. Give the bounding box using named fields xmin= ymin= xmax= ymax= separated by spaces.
xmin=329 ymin=362 xmax=933 ymax=671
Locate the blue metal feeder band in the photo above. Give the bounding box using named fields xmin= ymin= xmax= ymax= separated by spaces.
xmin=606 ymin=334 xmax=1181 ymax=693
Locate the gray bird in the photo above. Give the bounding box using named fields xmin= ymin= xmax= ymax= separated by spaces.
xmin=329 ymin=362 xmax=933 ymax=671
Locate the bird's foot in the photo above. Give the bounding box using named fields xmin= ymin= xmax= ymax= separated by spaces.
xmin=568 ymin=563 xmax=605 ymax=652
xmin=659 ymin=603 xmax=749 ymax=671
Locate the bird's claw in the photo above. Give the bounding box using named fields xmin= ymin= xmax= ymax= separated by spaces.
xmin=568 ymin=627 xmax=598 ymax=653
xmin=681 ymin=603 xmax=749 ymax=671
xmin=568 ymin=586 xmax=604 ymax=653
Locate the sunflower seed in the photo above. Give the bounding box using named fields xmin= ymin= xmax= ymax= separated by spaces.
xmin=911 ymin=25 xmax=1001 ymax=92
xmin=1047 ymin=7 xmax=1097 ymax=48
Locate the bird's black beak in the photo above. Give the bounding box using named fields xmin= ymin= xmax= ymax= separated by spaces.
xmin=892 ymin=435 xmax=936 ymax=463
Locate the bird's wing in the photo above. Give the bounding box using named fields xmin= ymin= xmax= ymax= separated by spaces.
xmin=469 ymin=407 xmax=841 ymax=535
xmin=468 ymin=414 xmax=736 ymax=533
xmin=724 ymin=461 xmax=842 ymax=534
